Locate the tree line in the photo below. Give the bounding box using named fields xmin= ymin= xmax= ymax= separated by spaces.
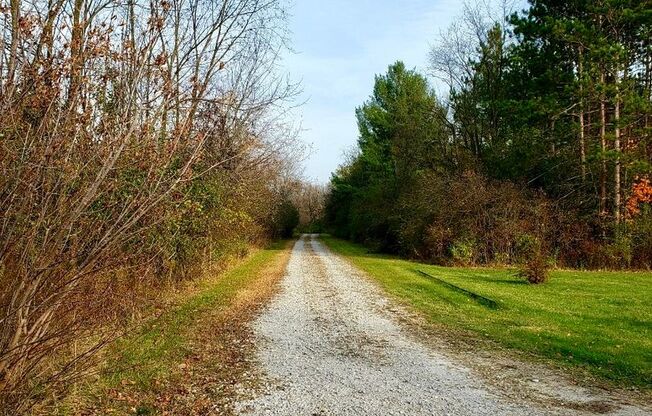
xmin=0 ymin=0 xmax=303 ymax=411
xmin=325 ymin=0 xmax=652 ymax=270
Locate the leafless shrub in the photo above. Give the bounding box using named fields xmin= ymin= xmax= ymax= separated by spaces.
xmin=518 ymin=252 xmax=550 ymax=284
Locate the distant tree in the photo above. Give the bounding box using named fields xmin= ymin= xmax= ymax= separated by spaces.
xmin=275 ymin=199 xmax=300 ymax=239
xmin=292 ymin=183 xmax=327 ymax=233
xmin=326 ymin=62 xmax=449 ymax=249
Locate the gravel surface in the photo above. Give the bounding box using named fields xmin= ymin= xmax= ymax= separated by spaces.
xmin=235 ymin=235 xmax=650 ymax=416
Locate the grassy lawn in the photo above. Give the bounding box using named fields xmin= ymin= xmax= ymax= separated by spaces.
xmin=60 ymin=240 xmax=292 ymax=415
xmin=322 ymin=236 xmax=652 ymax=389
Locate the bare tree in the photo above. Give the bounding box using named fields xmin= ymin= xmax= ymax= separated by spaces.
xmin=428 ymin=0 xmax=517 ymax=94
xmin=292 ymin=182 xmax=327 ymax=229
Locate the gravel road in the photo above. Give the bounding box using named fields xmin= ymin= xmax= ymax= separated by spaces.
xmin=235 ymin=235 xmax=650 ymax=416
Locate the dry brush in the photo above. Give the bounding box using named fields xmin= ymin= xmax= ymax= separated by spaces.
xmin=0 ymin=0 xmax=299 ymax=412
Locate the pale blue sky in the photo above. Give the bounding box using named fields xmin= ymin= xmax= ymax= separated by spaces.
xmin=284 ymin=0 xmax=464 ymax=183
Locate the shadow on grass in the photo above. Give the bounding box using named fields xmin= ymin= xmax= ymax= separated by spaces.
xmin=415 ymin=269 xmax=502 ymax=310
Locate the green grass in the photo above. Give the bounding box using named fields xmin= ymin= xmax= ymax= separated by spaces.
xmin=52 ymin=240 xmax=291 ymax=414
xmin=99 ymin=240 xmax=289 ymax=391
xmin=322 ymin=236 xmax=652 ymax=388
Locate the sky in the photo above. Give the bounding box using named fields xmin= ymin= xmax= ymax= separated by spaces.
xmin=283 ymin=0 xmax=464 ymax=183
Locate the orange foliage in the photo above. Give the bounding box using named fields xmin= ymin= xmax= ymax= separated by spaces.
xmin=626 ymin=177 xmax=652 ymax=218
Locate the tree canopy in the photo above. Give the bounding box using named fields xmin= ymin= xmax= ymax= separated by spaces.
xmin=326 ymin=0 xmax=652 ymax=268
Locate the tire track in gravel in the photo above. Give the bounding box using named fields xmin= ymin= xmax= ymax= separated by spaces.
xmin=303 ymin=237 xmax=389 ymax=365
xmin=234 ymin=235 xmax=651 ymax=416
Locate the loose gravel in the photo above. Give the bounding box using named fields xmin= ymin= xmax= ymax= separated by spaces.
xmin=235 ymin=235 xmax=650 ymax=416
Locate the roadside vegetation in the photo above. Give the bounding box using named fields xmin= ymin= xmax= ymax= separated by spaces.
xmin=55 ymin=240 xmax=292 ymax=415
xmin=323 ymin=236 xmax=652 ymax=389
xmin=0 ymin=0 xmax=305 ymax=412
xmin=322 ymin=0 xmax=652 ymax=390
xmin=325 ymin=1 xmax=652 ymax=270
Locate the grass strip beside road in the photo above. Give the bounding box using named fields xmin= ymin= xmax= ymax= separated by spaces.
xmin=321 ymin=236 xmax=652 ymax=389
xmin=65 ymin=239 xmax=293 ymax=415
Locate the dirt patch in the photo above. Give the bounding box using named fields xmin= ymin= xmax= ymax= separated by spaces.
xmin=157 ymin=246 xmax=291 ymax=415
xmin=569 ymin=400 xmax=617 ymax=414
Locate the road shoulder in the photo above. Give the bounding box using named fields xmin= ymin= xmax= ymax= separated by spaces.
xmin=63 ymin=240 xmax=293 ymax=416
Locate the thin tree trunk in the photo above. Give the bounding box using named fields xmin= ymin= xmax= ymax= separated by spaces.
xmin=600 ymin=69 xmax=607 ymax=218
xmin=578 ymin=46 xmax=586 ymax=181
xmin=550 ymin=118 xmax=556 ymax=155
xmin=646 ymin=43 xmax=651 ymax=148
xmin=579 ymin=112 xmax=586 ymax=178
xmin=67 ymin=0 xmax=84 ymax=108
xmin=6 ymin=0 xmax=21 ymax=89
xmin=614 ymin=68 xmax=622 ymax=225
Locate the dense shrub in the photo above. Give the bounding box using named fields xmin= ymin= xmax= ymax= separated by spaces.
xmin=326 ymin=161 xmax=646 ymax=270
xmin=0 ymin=0 xmax=298 ymax=411
xmin=274 ymin=199 xmax=301 ymax=239
xmin=515 ymin=234 xmax=550 ymax=284
xmin=396 ymin=171 xmax=556 ymax=266
xmin=627 ymin=210 xmax=652 ymax=269
xmin=518 ymin=253 xmax=550 ymax=284
xmin=449 ymin=238 xmax=477 ymax=265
